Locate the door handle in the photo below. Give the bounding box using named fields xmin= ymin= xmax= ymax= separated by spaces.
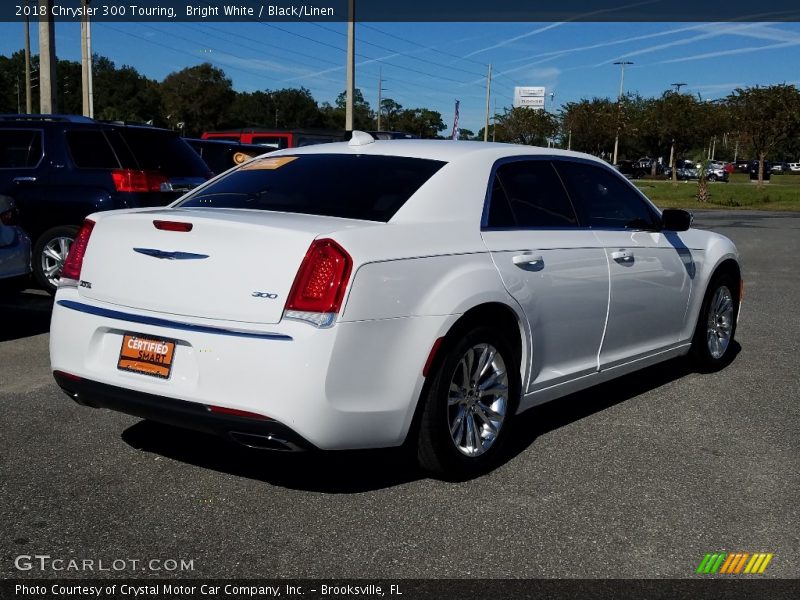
xmin=13 ymin=176 xmax=37 ymax=184
xmin=512 ymin=253 xmax=544 ymax=268
xmin=611 ymin=249 xmax=634 ymax=262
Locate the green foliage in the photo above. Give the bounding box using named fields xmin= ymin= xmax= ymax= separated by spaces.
xmin=727 ymin=84 xmax=800 ymax=184
xmin=494 ymin=107 xmax=558 ymax=146
xmin=160 ymin=63 xmax=235 ymax=136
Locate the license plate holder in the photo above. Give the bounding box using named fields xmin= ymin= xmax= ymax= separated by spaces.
xmin=117 ymin=333 xmax=176 ymax=379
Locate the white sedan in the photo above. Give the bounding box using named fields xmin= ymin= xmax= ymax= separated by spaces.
xmin=49 ymin=133 xmax=741 ymax=477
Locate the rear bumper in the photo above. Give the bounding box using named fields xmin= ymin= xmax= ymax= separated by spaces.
xmin=50 ymin=289 xmax=455 ymax=450
xmin=53 ymin=371 xmax=313 ymax=451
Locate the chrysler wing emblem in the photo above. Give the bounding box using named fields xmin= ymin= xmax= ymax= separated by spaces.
xmin=133 ymin=248 xmax=209 ymax=260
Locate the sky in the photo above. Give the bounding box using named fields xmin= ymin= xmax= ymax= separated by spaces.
xmin=1 ymin=19 xmax=799 ymax=132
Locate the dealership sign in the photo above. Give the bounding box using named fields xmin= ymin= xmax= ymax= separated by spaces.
xmin=514 ymin=86 xmax=546 ymax=110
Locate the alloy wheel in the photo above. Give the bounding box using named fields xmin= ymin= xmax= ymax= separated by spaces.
xmin=706 ymin=285 xmax=734 ymax=359
xmin=447 ymin=343 xmax=509 ymax=457
xmin=40 ymin=236 xmax=73 ymax=287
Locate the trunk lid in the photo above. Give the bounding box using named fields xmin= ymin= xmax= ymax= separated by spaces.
xmin=78 ymin=208 xmax=371 ymax=324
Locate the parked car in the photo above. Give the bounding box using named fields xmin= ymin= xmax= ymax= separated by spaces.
xmin=201 ymin=128 xmax=347 ymax=150
xmin=50 ymin=133 xmax=742 ymax=477
xmin=0 ymin=115 xmax=212 ymax=293
xmin=634 ymin=156 xmax=666 ymax=175
xmin=0 ymin=195 xmax=31 ymax=291
xmin=705 ymin=163 xmax=729 ymax=182
xmin=748 ymin=159 xmax=772 ymax=180
xmin=788 ymin=162 xmax=800 ymax=172
xmin=367 ymin=131 xmax=419 ymax=140
xmin=615 ymin=160 xmax=646 ymax=179
xmin=665 ymin=159 xmax=699 ymax=180
xmin=734 ymin=160 xmax=750 ymax=173
xmin=770 ymin=162 xmax=789 ymax=174
xmin=185 ymin=138 xmax=267 ymax=175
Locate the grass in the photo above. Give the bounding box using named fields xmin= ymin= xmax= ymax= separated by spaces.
xmin=634 ymin=172 xmax=800 ymax=212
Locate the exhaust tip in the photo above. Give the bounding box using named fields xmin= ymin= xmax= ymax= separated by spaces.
xmin=229 ymin=431 xmax=303 ymax=452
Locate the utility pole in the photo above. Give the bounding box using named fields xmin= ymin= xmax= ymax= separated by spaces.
xmin=483 ymin=63 xmax=492 ymax=142
xmin=80 ymin=0 xmax=94 ymax=118
xmin=612 ymin=61 xmax=633 ymax=165
xmin=38 ymin=0 xmax=57 ymax=114
xmin=492 ymin=98 xmax=496 ymax=142
xmin=24 ymin=0 xmax=32 ymax=113
xmin=671 ymin=82 xmax=686 ymax=93
xmin=345 ymin=0 xmax=355 ymax=131
xmin=376 ymin=67 xmax=385 ymax=130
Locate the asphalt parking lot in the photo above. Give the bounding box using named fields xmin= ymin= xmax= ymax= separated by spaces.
xmin=0 ymin=211 xmax=797 ymax=580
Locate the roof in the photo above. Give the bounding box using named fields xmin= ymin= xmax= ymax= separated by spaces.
xmin=272 ymin=136 xmax=607 ymax=166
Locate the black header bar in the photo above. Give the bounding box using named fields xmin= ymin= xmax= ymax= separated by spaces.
xmin=3 ymin=1 xmax=800 ymax=23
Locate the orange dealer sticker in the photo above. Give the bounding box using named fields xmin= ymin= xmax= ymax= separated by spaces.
xmin=118 ymin=333 xmax=176 ymax=379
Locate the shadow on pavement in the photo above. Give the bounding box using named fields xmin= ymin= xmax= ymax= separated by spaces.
xmin=0 ymin=289 xmax=53 ymax=342
xmin=121 ymin=347 xmax=740 ymax=493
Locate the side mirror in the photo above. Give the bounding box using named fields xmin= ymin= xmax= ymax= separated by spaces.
xmin=662 ymin=209 xmax=692 ymax=232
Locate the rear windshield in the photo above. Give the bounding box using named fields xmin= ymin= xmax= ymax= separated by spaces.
xmin=177 ymin=154 xmax=446 ymax=222
xmin=117 ymin=129 xmax=211 ymax=177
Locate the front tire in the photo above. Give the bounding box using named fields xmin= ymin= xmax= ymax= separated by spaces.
xmin=417 ymin=326 xmax=520 ymax=478
xmin=33 ymin=225 xmax=79 ymax=294
xmin=690 ymin=272 xmax=740 ymax=371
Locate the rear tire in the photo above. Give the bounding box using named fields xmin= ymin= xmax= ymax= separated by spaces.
xmin=33 ymin=225 xmax=79 ymax=294
xmin=417 ymin=326 xmax=520 ymax=478
xmin=690 ymin=271 xmax=740 ymax=371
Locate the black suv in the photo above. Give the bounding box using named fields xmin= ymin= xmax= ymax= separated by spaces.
xmin=0 ymin=115 xmax=211 ymax=292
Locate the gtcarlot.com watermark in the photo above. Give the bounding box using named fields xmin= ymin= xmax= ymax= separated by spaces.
xmin=14 ymin=554 xmax=195 ymax=573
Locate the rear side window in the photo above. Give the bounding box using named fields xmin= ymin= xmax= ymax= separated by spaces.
xmin=487 ymin=160 xmax=577 ymax=228
xmin=0 ymin=129 xmax=42 ymax=169
xmin=554 ymin=161 xmax=660 ymax=230
xmin=66 ymin=130 xmax=121 ymax=169
xmin=178 ymin=154 xmax=446 ymax=222
xmin=117 ymin=129 xmax=211 ymax=177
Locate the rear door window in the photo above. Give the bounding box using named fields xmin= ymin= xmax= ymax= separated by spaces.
xmin=178 ymin=154 xmax=446 ymax=222
xmin=0 ymin=129 xmax=43 ymax=169
xmin=492 ymin=160 xmax=578 ymax=228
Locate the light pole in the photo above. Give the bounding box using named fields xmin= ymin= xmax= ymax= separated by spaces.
xmin=612 ymin=60 xmax=633 ymax=165
xmin=345 ymin=0 xmax=355 ymax=131
xmin=671 ymin=82 xmax=686 ymax=93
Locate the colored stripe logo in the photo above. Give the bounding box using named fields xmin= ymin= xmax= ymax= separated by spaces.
xmin=696 ymin=552 xmax=774 ymax=574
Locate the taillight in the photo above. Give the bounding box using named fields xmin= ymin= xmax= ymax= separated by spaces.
xmin=112 ymin=169 xmax=166 ymax=193
xmin=60 ymin=219 xmax=95 ymax=282
xmin=284 ymin=239 xmax=352 ymax=327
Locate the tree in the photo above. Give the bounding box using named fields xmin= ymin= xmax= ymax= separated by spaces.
xmin=394 ymin=108 xmax=446 ymax=138
xmin=0 ymin=50 xmax=39 ymax=113
xmin=227 ymin=88 xmax=322 ymax=129
xmin=494 ymin=107 xmax=558 ymax=146
xmin=727 ymin=84 xmax=800 ymax=185
xmin=560 ymin=98 xmax=617 ymax=156
xmin=378 ymin=98 xmax=403 ymax=130
xmin=92 ymin=57 xmax=162 ymax=124
xmin=160 ymin=63 xmax=234 ymax=136
xmin=320 ymin=88 xmax=372 ymax=130
xmin=457 ymin=128 xmax=475 ymax=140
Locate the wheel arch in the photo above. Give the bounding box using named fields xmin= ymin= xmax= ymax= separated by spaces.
xmin=404 ymin=300 xmax=528 ymax=446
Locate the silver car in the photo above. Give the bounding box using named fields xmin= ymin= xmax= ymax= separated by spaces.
xmin=0 ymin=195 xmax=31 ymax=291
